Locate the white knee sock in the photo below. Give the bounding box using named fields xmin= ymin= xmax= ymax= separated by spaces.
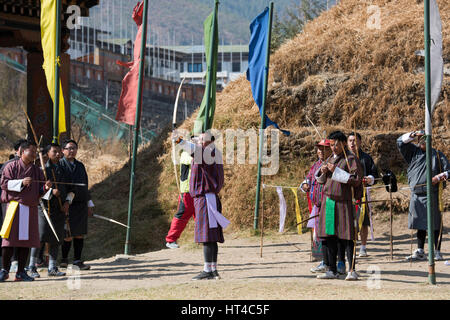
xmin=203 ymin=262 xmax=212 ymax=272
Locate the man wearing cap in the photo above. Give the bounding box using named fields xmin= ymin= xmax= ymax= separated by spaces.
xmin=301 ymin=139 xmax=332 ymax=273
xmin=397 ymin=131 xmax=449 ymax=261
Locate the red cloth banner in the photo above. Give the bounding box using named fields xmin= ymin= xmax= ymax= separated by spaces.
xmin=115 ymin=2 xmax=145 ymax=125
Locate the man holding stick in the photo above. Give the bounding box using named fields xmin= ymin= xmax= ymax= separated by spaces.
xmin=397 ymin=131 xmax=449 ymax=261
xmin=315 ymin=131 xmax=363 ymax=280
xmin=0 ymin=141 xmax=52 ymax=281
xmin=28 ymin=143 xmax=68 ymax=278
xmin=347 ymin=132 xmax=379 ymax=258
xmin=174 ymin=131 xmax=230 ymax=280
xmin=59 ymin=140 xmax=94 ymax=270
xmin=300 ymin=139 xmax=332 ymax=273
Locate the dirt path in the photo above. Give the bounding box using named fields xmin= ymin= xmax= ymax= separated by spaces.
xmin=0 ymin=212 xmax=449 ymax=300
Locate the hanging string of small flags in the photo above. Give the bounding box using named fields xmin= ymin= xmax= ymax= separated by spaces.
xmin=262 ymin=183 xmax=304 ymax=234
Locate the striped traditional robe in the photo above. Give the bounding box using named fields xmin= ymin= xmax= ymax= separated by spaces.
xmin=0 ymin=159 xmax=45 ymax=248
xmin=315 ymin=151 xmax=363 ymax=240
xmin=306 ymin=159 xmax=325 ymax=208
xmin=189 ymin=144 xmax=225 ymax=243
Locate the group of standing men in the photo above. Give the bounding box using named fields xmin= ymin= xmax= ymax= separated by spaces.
xmin=301 ymin=130 xmax=448 ymax=280
xmin=0 ymin=139 xmax=93 ymax=282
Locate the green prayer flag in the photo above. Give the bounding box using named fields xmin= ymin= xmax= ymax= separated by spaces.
xmin=325 ymin=197 xmax=336 ymax=235
xmin=193 ymin=8 xmax=219 ymax=134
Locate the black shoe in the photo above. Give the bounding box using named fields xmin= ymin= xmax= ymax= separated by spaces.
xmin=212 ymin=270 xmax=220 ymax=280
xmin=14 ymin=271 xmax=35 ymax=282
xmin=28 ymin=266 xmax=41 ymax=279
xmin=192 ymin=271 xmax=214 ymax=280
xmin=0 ymin=269 xmax=9 ymax=282
xmin=73 ymin=261 xmax=90 ymax=270
xmin=59 ymin=258 xmax=68 ymax=268
xmin=48 ymin=267 xmax=66 ymax=277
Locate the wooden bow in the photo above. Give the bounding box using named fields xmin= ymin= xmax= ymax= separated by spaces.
xmin=171 ymin=77 xmax=186 ymax=193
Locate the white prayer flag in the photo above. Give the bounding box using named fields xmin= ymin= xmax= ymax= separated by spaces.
xmin=425 ymin=0 xmax=443 ymax=135
xmin=276 ymin=187 xmax=287 ymax=233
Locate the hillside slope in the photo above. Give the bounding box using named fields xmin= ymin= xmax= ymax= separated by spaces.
xmin=89 ymin=0 xmax=293 ymax=45
xmin=86 ymin=0 xmax=449 ymax=258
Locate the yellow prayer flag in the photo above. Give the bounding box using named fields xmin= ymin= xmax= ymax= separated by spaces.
xmin=291 ymin=188 xmax=302 ymax=235
xmin=0 ymin=201 xmax=19 ymax=239
xmin=40 ymin=0 xmax=66 ymax=140
xmin=358 ymin=188 xmax=367 ymax=232
xmin=438 ymin=182 xmax=444 ymax=212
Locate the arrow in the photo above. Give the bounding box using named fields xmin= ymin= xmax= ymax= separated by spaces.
xmin=93 ymin=214 xmax=129 ymax=229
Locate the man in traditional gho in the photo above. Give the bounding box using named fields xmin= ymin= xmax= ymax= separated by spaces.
xmin=28 ymin=143 xmax=68 ymax=278
xmin=174 ymin=131 xmax=230 ymax=280
xmin=59 ymin=140 xmax=94 ymax=270
xmin=347 ymin=132 xmax=379 ymax=258
xmin=397 ymin=131 xmax=449 ymax=261
xmin=315 ymin=131 xmax=363 ymax=281
xmin=300 ymin=139 xmax=332 ymax=273
xmin=0 ymin=141 xmax=52 ymax=282
xmin=0 ymin=139 xmax=27 ymax=271
xmin=165 ymin=148 xmax=195 ymax=249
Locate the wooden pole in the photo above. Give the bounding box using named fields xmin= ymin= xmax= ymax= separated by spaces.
xmin=339 ymin=142 xmax=357 ymax=273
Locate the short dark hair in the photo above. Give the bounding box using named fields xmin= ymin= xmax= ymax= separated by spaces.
xmin=45 ymin=143 xmax=61 ymax=154
xmin=348 ymin=132 xmax=362 ymax=140
xmin=19 ymin=140 xmax=37 ymax=151
xmin=13 ymin=139 xmax=27 ymax=151
xmin=327 ymin=131 xmax=347 ymax=143
xmin=62 ymin=139 xmax=78 ymax=149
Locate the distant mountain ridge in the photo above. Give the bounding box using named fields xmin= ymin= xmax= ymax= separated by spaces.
xmin=87 ymin=0 xmax=295 ymax=45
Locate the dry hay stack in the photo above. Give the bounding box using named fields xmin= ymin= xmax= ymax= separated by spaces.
xmin=271 ymin=0 xmax=449 ymax=137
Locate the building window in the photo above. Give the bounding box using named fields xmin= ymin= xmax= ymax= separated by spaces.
xmin=180 ymin=63 xmax=184 ymax=73
xmin=232 ymin=62 xmax=241 ymax=72
xmin=188 ymin=63 xmax=202 ymax=72
xmin=217 ymin=62 xmax=222 ymax=72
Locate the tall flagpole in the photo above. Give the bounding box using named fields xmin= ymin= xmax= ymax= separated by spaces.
xmin=424 ymin=0 xmax=436 ymax=285
xmin=52 ymin=0 xmax=62 ymax=143
xmin=253 ymin=2 xmax=274 ymax=230
xmin=203 ymin=0 xmax=219 ymax=133
xmin=124 ymin=0 xmax=150 ymax=255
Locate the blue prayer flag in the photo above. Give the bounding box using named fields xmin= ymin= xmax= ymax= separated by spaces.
xmin=247 ymin=7 xmax=290 ymax=136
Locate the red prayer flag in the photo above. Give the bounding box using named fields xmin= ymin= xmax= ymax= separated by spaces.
xmin=115 ymin=2 xmax=145 ymax=125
